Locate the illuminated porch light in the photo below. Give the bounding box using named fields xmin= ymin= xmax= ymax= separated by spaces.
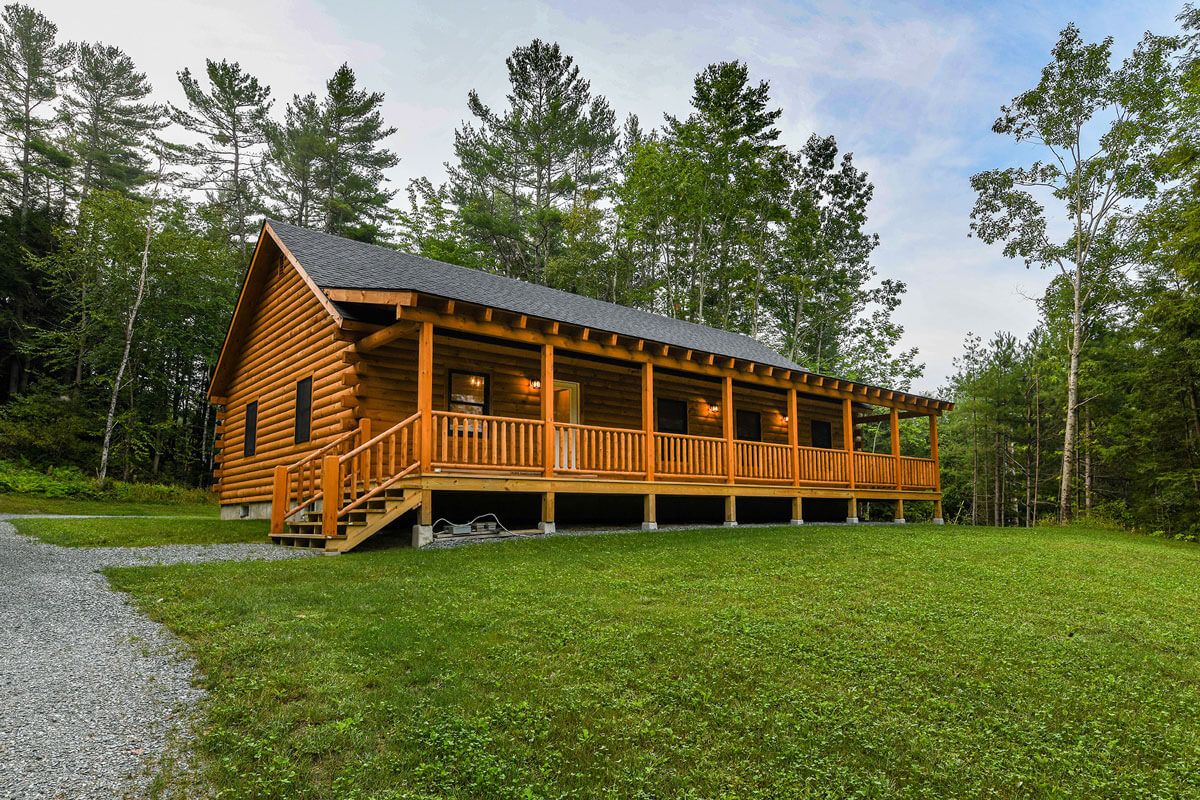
xmin=708 ymin=402 xmax=720 ymax=415
xmin=530 ymin=378 xmax=542 ymax=390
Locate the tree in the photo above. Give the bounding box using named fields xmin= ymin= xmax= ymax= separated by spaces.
xmin=969 ymin=23 xmax=1180 ymax=522
xmin=62 ymin=41 xmax=162 ymax=197
xmin=171 ymin=59 xmax=271 ymax=268
xmin=319 ymin=64 xmax=398 ymax=242
xmin=0 ymin=2 xmax=74 ymax=233
xmin=448 ymin=39 xmax=617 ymax=282
xmin=261 ymin=91 xmax=325 ymax=227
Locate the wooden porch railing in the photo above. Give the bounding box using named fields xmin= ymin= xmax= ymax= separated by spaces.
xmin=899 ymin=456 xmax=937 ymax=489
xmin=432 ymin=411 xmax=544 ymax=471
xmin=271 ymin=427 xmax=360 ymax=533
xmin=555 ymin=422 xmax=646 ymax=475
xmin=854 ymin=451 xmax=897 ymax=488
xmin=796 ymin=445 xmax=850 ymax=485
xmin=735 ymin=440 xmax=793 ymax=482
xmin=654 ymin=432 xmax=727 ymax=480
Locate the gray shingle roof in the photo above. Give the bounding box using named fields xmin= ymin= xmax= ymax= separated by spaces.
xmin=268 ymin=219 xmax=803 ymax=371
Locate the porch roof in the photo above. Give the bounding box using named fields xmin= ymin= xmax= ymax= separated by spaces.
xmin=267 ymin=219 xmax=801 ymax=372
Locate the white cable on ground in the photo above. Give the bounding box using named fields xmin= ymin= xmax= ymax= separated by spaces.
xmin=430 ymin=513 xmax=532 ymax=538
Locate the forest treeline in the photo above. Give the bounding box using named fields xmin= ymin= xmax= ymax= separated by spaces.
xmin=0 ymin=3 xmax=1195 ymax=537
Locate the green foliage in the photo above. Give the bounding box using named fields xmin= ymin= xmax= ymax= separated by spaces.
xmin=0 ymin=459 xmax=210 ymax=504
xmin=112 ymin=524 xmax=1200 ymax=798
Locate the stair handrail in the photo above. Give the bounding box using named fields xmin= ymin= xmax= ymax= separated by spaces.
xmin=322 ymin=413 xmax=421 ymax=536
xmin=272 ymin=427 xmax=361 ymax=533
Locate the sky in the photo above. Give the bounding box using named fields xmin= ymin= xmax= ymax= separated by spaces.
xmin=35 ymin=0 xmax=1186 ymax=394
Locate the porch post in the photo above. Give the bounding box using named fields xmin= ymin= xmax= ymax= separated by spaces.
xmin=788 ymin=387 xmax=799 ymax=487
xmin=843 ymin=397 xmax=858 ymax=524
xmin=270 ymin=465 xmax=287 ymax=534
xmin=540 ymin=491 xmax=556 ymax=534
xmin=413 ymin=321 xmax=434 ymax=545
xmin=642 ymin=362 xmax=655 ymax=481
xmin=642 ymin=493 xmax=657 ymax=531
xmin=541 ymin=344 xmax=554 ymax=478
xmin=723 ymin=375 xmax=735 ymax=485
xmin=417 ymin=321 xmax=433 ymax=474
xmin=891 ymin=407 xmax=904 ymax=523
xmin=930 ymin=414 xmax=944 ymax=524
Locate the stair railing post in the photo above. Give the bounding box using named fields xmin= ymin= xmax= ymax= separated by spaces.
xmin=321 ymin=454 xmax=341 ymax=539
xmin=270 ymin=465 xmax=287 ymax=534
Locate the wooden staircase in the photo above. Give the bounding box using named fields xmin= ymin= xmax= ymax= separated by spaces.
xmin=270 ymin=413 xmax=422 ymax=554
xmin=271 ymin=488 xmax=422 ymax=553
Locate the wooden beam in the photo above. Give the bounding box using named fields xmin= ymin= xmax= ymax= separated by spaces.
xmin=355 ymin=319 xmax=418 ymax=353
xmin=417 ymin=321 xmax=434 ymax=472
xmin=580 ymin=327 xmax=590 ymax=341
xmin=515 ymin=314 xmax=528 ymax=329
xmin=324 ymin=288 xmax=416 ymax=307
xmin=481 ymin=307 xmax=493 ymax=322
xmin=642 ymin=362 xmax=655 ymax=482
xmin=541 ymin=343 xmax=554 ymax=478
xmin=788 ymin=388 xmax=799 ymax=488
xmin=723 ymin=376 xmax=735 ymax=485
xmin=607 ymin=332 xmax=618 ymax=346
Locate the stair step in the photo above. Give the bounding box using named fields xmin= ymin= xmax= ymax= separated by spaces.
xmin=272 ymin=531 xmax=346 ymax=541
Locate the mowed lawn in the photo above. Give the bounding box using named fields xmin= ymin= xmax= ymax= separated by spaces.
xmin=10 ymin=514 xmax=265 ymax=547
xmin=110 ymin=524 xmax=1200 ymax=799
xmin=0 ymin=492 xmax=219 ymax=517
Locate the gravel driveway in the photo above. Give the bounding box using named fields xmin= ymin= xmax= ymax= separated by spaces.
xmin=0 ymin=516 xmax=314 ymax=799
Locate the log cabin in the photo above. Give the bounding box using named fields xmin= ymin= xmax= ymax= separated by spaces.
xmin=208 ymin=220 xmax=953 ymax=552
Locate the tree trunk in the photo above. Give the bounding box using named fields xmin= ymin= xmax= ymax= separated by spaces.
xmin=1058 ymin=268 xmax=1083 ymax=523
xmin=99 ymin=160 xmax=163 ymax=480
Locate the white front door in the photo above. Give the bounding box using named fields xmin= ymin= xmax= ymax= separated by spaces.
xmin=554 ymin=380 xmax=581 ymax=469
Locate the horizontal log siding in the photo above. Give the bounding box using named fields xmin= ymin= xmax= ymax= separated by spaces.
xmin=216 ymin=255 xmax=350 ymax=504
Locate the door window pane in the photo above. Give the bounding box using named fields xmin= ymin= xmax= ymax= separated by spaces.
xmin=736 ymin=409 xmax=762 ymax=442
xmin=656 ymin=398 xmax=688 ymax=434
xmin=448 ymin=371 xmax=489 ymax=415
xmin=811 ymin=420 xmax=833 ymax=449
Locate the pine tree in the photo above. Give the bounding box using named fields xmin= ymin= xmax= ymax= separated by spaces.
xmin=0 ymin=3 xmax=74 ymax=233
xmin=63 ymin=42 xmax=162 ymax=197
xmin=171 ymin=59 xmax=271 ymax=268
xmin=261 ymin=92 xmax=324 ymax=227
xmin=448 ymin=39 xmax=617 ymax=282
xmin=319 ymin=64 xmax=398 ymax=243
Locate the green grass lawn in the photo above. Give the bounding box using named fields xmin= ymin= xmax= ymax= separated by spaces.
xmin=0 ymin=492 xmax=218 ymax=517
xmin=11 ymin=515 xmax=266 ymax=547
xmin=109 ymin=524 xmax=1200 ymax=799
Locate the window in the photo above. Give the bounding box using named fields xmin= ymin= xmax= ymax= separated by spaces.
xmin=656 ymin=398 xmax=688 ymax=434
xmin=736 ymin=409 xmax=762 ymax=442
xmin=811 ymin=419 xmax=833 ymax=449
xmin=294 ymin=377 xmax=313 ymax=444
xmin=448 ymin=370 xmax=489 ymax=416
xmin=243 ymin=401 xmax=258 ymax=457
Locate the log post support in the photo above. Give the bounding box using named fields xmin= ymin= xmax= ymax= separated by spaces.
xmin=412 ymin=488 xmax=434 ymax=547
xmin=321 ymin=454 xmax=340 ymax=538
xmin=540 ymin=491 xmax=556 ymax=534
xmin=891 ymin=408 xmax=903 ymax=523
xmin=930 ymin=414 xmax=944 ymax=524
xmin=642 ymin=493 xmax=657 ymax=531
xmin=791 ymin=495 xmax=803 ymax=525
xmin=642 ymin=362 xmax=655 ymax=481
xmin=417 ymin=321 xmax=433 ymax=473
xmin=357 ymin=416 xmax=372 ymax=486
xmin=723 ymin=376 xmax=735 ymax=485
xmin=270 ymin=465 xmax=287 ymax=534
xmin=542 ymin=344 xmax=555 ymax=477
xmin=724 ymin=494 xmax=737 ymax=527
xmin=843 ymin=398 xmax=858 ymax=523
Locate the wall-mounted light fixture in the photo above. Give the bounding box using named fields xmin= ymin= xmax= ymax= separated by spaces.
xmin=708 ymin=402 xmax=720 ymax=415
xmin=530 ymin=378 xmax=542 ymax=390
